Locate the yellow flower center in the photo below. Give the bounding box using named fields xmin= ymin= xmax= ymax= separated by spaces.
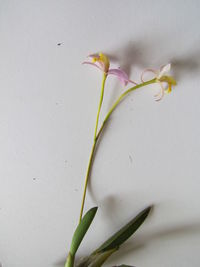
xmin=92 ymin=53 xmax=110 ymax=73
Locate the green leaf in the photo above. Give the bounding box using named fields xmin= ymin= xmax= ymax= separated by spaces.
xmin=88 ymin=249 xmax=117 ymax=267
xmin=94 ymin=206 xmax=151 ymax=253
xmin=70 ymin=207 xmax=98 ymax=256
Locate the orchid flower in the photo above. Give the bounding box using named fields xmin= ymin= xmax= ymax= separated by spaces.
xmin=83 ymin=52 xmax=137 ymax=86
xmin=141 ymin=63 xmax=177 ymax=101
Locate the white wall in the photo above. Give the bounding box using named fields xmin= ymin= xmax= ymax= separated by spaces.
xmin=0 ymin=1 xmax=200 ymax=266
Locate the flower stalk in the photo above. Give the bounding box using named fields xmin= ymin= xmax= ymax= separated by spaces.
xmin=65 ymin=53 xmax=176 ymax=267
xmin=79 ymin=77 xmax=157 ymax=222
xmin=79 ymin=73 xmax=107 ymax=222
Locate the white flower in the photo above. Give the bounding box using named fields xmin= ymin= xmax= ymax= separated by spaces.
xmin=141 ymin=63 xmax=177 ymax=101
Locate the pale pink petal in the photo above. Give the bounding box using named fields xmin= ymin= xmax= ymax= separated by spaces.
xmin=88 ymin=54 xmax=100 ymax=59
xmin=128 ymin=79 xmax=138 ymax=85
xmin=108 ymin=68 xmax=130 ymax=86
xmin=141 ymin=68 xmax=157 ymax=83
xmin=85 ymin=55 xmax=105 ymax=71
xmin=96 ymin=60 xmax=105 ymax=70
xmin=154 ymin=82 xmax=165 ymax=101
xmin=82 ymin=61 xmax=103 ymax=71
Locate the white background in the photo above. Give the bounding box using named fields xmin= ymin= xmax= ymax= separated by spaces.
xmin=0 ymin=1 xmax=200 ymax=266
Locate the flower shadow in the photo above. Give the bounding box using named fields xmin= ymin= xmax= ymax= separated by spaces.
xmin=171 ymin=52 xmax=200 ymax=81
xmin=106 ymin=40 xmax=155 ymax=77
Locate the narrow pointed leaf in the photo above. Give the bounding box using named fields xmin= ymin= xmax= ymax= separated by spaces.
xmin=94 ymin=206 xmax=151 ymax=253
xmin=75 ymin=255 xmax=91 ymax=267
xmin=88 ymin=249 xmax=117 ymax=267
xmin=70 ymin=207 xmax=98 ymax=256
xmin=76 ymin=248 xmax=118 ymax=267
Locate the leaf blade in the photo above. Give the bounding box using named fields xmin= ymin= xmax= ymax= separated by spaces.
xmin=88 ymin=249 xmax=117 ymax=267
xmin=70 ymin=206 xmax=98 ymax=256
xmin=94 ymin=206 xmax=151 ymax=253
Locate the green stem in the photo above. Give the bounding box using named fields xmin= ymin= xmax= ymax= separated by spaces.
xmin=65 ymin=252 xmax=74 ymax=267
xmin=96 ymin=78 xmax=157 ymax=140
xmin=79 ymin=74 xmax=107 ymax=223
xmin=79 ymin=77 xmax=156 ymax=223
xmin=93 ymin=74 xmax=107 ymax=141
xmin=66 ymin=78 xmax=157 ymax=267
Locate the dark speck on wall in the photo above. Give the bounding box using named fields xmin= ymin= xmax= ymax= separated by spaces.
xmin=33 ymin=178 xmax=36 ymax=181
xmin=57 ymin=43 xmax=62 ymax=46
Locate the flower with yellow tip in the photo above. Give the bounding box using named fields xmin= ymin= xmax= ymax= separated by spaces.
xmin=141 ymin=63 xmax=177 ymax=101
xmin=83 ymin=52 xmax=137 ymax=86
xmin=90 ymin=52 xmax=110 ymax=73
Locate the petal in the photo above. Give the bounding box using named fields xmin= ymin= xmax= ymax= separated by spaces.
xmin=141 ymin=68 xmax=158 ymax=82
xmin=108 ymin=68 xmax=130 ymax=86
xmin=88 ymin=53 xmax=110 ymax=73
xmin=88 ymin=54 xmax=100 ymax=61
xmin=154 ymin=82 xmax=165 ymax=101
xmin=82 ymin=61 xmax=103 ymax=71
xmin=158 ymin=63 xmax=171 ymax=79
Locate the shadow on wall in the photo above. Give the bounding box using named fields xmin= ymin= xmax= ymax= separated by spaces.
xmin=171 ymin=53 xmax=200 ymax=81
xmin=54 ymin=213 xmax=200 ymax=267
xmin=106 ymin=39 xmax=200 ymax=82
xmin=87 ymin=38 xmax=200 ymax=205
xmin=109 ymin=220 xmax=200 ymax=264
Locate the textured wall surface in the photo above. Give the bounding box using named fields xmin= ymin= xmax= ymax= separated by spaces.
xmin=0 ymin=1 xmax=200 ymax=266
